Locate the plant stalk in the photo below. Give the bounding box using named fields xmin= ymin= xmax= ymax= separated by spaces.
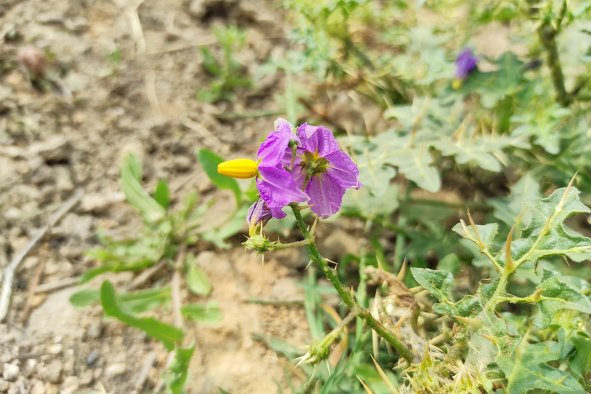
xmin=290 ymin=205 xmax=414 ymax=363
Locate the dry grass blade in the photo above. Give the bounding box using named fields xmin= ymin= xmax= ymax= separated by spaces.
xmin=370 ymin=354 xmax=399 ymax=393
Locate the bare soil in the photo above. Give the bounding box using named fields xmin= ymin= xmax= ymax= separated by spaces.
xmin=0 ymin=0 xmax=314 ymax=393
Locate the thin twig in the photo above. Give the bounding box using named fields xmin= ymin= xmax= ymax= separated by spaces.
xmin=34 ymin=277 xmax=80 ymax=294
xmin=0 ymin=189 xmax=83 ymax=322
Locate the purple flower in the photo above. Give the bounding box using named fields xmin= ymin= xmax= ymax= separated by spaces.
xmin=256 ymin=119 xmax=309 ymax=218
xmin=454 ymin=48 xmax=478 ymax=80
xmin=292 ymin=123 xmax=360 ymax=218
xmin=219 ymin=118 xmax=360 ymax=223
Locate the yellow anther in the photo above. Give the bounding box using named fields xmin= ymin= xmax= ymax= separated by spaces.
xmin=217 ymin=158 xmax=258 ymax=179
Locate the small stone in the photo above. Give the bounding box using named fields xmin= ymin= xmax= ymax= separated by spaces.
xmin=85 ymin=351 xmax=99 ymax=367
xmin=29 ymin=380 xmax=45 ymax=394
xmin=86 ymin=322 xmax=102 ymax=339
xmin=2 ymin=363 xmax=19 ymax=382
xmin=0 ymin=379 xmax=9 ymax=392
xmin=105 ymin=363 xmax=126 ymax=378
xmin=47 ymin=344 xmax=62 ymax=355
xmin=42 ymin=360 xmax=63 ymax=384
xmin=62 ymin=376 xmax=80 ymax=394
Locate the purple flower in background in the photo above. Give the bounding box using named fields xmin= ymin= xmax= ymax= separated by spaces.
xmin=292 ymin=123 xmax=360 ymax=218
xmin=256 ymin=119 xmax=309 ymax=218
xmin=454 ymin=48 xmax=478 ymax=83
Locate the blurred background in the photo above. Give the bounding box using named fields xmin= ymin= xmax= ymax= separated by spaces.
xmin=1 ymin=0 xmax=590 ymax=393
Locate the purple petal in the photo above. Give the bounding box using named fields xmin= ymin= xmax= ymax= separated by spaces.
xmin=455 ymin=48 xmax=478 ymax=80
xmin=274 ymin=118 xmax=293 ymax=133
xmin=258 ymin=129 xmax=298 ymax=167
xmin=306 ymin=173 xmax=346 ymax=218
xmin=325 ymin=150 xmax=360 ymax=189
xmin=269 ymin=206 xmax=287 ymax=219
xmin=246 ymin=199 xmax=273 ymax=227
xmin=296 ymin=123 xmax=339 ymax=157
xmin=257 ymin=166 xmax=309 ymax=211
xmin=290 ymin=158 xmax=309 ymax=190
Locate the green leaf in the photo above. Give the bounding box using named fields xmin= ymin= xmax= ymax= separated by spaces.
xmin=410 ymin=267 xmax=453 ymax=302
xmin=119 ymin=287 xmax=171 ymax=314
xmin=341 ymin=184 xmax=399 ymax=220
xmin=452 ymin=222 xmax=499 ymax=251
xmin=186 ymin=254 xmax=212 ymax=296
xmin=533 ymin=270 xmax=591 ymax=328
xmin=166 ymin=346 xmax=195 ymax=394
xmin=570 ymin=332 xmax=591 ymax=382
xmin=69 ymin=289 xmax=100 ymax=308
xmin=385 ymin=145 xmax=441 ymax=193
xmin=153 ymin=180 xmax=170 ymax=209
xmin=120 ymin=154 xmax=166 ymax=223
xmin=490 ymin=173 xmax=541 ymax=226
xmin=510 ymin=186 xmax=591 ymax=264
xmin=181 ymin=303 xmax=222 ymax=324
xmin=71 ymin=287 xmax=170 ymax=312
xmin=197 ymin=149 xmax=241 ymax=203
xmin=498 ymin=336 xmax=585 ymax=394
xmin=100 ymin=281 xmax=183 ymax=350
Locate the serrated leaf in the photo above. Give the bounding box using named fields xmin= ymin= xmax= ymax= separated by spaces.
xmin=452 ymin=222 xmax=499 ymax=250
xmin=166 ymin=346 xmax=195 ymax=394
xmin=498 ymin=336 xmax=584 ymax=394
xmin=490 ymin=173 xmax=541 ymax=226
xmin=342 ymin=184 xmax=399 ymax=220
xmin=153 ymin=180 xmax=170 ymax=209
xmin=533 ymin=270 xmax=591 ymax=328
xmin=385 ymin=145 xmax=441 ymax=192
xmin=100 ymin=281 xmax=183 ymax=350
xmin=410 ymin=267 xmax=453 ymax=302
xmin=197 ymin=149 xmax=241 ymax=203
xmin=510 ymin=186 xmax=591 ymax=264
xmin=570 ymin=332 xmax=591 ymax=381
xmin=181 ymin=303 xmax=222 ymax=323
xmin=120 ymin=154 xmax=166 ymax=223
xmin=186 ymin=254 xmax=212 ymax=296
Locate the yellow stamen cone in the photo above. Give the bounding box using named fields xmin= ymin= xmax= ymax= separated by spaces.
xmin=217 ymin=158 xmax=258 ymax=179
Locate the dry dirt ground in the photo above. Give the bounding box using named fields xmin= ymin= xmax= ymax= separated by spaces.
xmin=0 ymin=0 xmax=325 ymax=392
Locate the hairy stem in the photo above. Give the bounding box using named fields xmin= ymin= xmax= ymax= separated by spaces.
xmin=290 ymin=205 xmax=414 ymax=363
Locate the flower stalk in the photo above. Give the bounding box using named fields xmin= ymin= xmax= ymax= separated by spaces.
xmin=290 ymin=205 xmax=414 ymax=363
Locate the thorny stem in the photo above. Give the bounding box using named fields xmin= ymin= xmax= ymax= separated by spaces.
xmin=290 ymin=205 xmax=414 ymax=363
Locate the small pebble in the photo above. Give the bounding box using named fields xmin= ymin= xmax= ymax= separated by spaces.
xmin=85 ymin=350 xmax=99 ymax=367
xmin=42 ymin=360 xmax=63 ymax=384
xmin=105 ymin=363 xmax=126 ymax=378
xmin=2 ymin=363 xmax=19 ymax=382
xmin=29 ymin=380 xmax=45 ymax=394
xmin=0 ymin=379 xmax=9 ymax=392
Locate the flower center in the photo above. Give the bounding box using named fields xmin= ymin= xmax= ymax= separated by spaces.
xmin=301 ymin=151 xmax=329 ymax=177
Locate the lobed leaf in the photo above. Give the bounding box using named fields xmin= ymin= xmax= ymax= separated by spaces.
xmin=533 ymin=270 xmax=591 ymax=328
xmin=498 ymin=336 xmax=584 ymax=394
xmin=410 ymin=267 xmax=453 ymax=303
